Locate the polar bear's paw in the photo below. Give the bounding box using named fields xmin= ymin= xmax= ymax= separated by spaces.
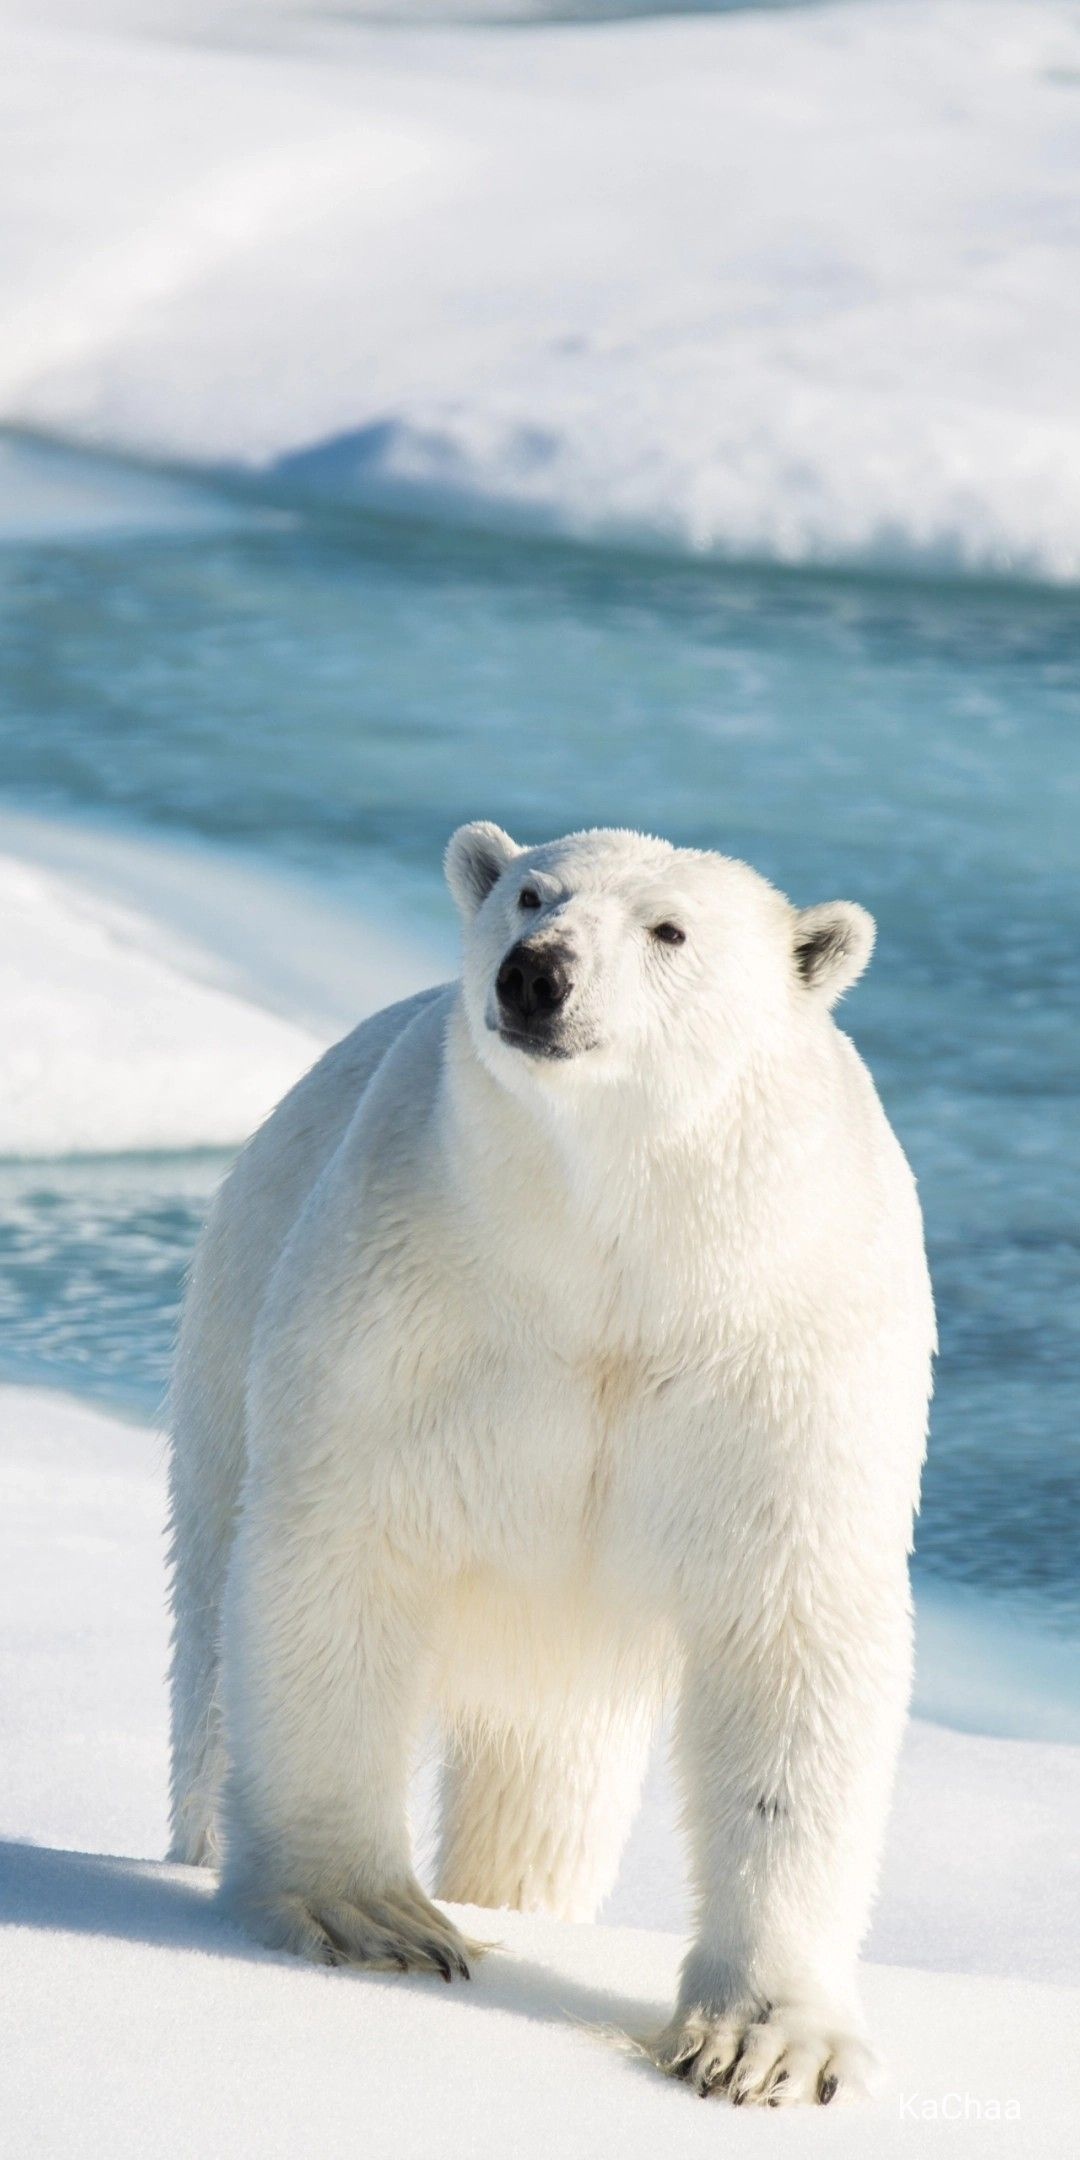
xmin=650 ymin=2002 xmax=880 ymax=2107
xmin=237 ymin=1881 xmax=487 ymax=1980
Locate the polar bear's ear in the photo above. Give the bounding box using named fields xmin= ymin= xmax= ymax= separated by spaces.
xmin=444 ymin=822 xmax=520 ymax=917
xmin=793 ymin=901 xmax=875 ymax=1006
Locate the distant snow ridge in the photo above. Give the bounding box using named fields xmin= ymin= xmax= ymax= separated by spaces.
xmin=3 ymin=0 xmax=1080 ymax=580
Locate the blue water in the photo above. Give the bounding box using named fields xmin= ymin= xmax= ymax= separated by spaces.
xmin=1 ymin=456 xmax=1078 ymax=1645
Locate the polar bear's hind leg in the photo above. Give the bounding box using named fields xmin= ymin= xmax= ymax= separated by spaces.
xmin=166 ymin=1374 xmax=245 ymax=1867
xmin=436 ymin=1673 xmax=657 ymax=1924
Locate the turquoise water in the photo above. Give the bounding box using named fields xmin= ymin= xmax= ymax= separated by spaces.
xmin=1 ymin=473 xmax=1078 ymax=1638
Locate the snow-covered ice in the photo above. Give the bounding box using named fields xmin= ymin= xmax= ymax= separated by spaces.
xmin=0 ymin=847 xmax=327 ymax=1156
xmin=2 ymin=1384 xmax=1078 ymax=2153
xmin=3 ymin=0 xmax=1080 ymax=580
xmin=0 ymin=815 xmax=442 ymax=1156
xmin=6 ymin=1870 xmax=1077 ymax=2159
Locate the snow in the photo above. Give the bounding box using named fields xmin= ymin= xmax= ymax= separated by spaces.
xmin=0 ymin=847 xmax=326 ymax=1157
xmin=3 ymin=0 xmax=1080 ymax=581
xmin=2 ymin=1383 xmax=1078 ymax=2153
xmin=5 ymin=1874 xmax=1077 ymax=2159
xmin=0 ymin=818 xmax=441 ymax=1157
xmin=0 ymin=810 xmax=446 ymax=1044
xmin=910 ymin=1584 xmax=1080 ymax=1749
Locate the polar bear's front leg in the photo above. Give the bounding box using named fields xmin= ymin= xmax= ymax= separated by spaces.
xmin=657 ymin=1586 xmax=910 ymax=2106
xmin=217 ymin=1487 xmax=476 ymax=1978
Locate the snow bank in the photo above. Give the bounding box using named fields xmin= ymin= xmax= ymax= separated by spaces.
xmin=0 ymin=847 xmax=328 ymax=1155
xmin=3 ymin=1 xmax=1080 ymax=581
xmin=0 ymin=816 xmax=442 ymax=1157
xmin=0 ymin=811 xmax=445 ymax=1044
xmin=913 ymin=1581 xmax=1080 ymax=1748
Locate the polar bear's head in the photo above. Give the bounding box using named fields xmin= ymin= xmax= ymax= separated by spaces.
xmin=445 ymin=822 xmax=874 ymax=1108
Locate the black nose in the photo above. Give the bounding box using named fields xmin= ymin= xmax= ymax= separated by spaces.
xmin=496 ymin=940 xmax=574 ymax=1022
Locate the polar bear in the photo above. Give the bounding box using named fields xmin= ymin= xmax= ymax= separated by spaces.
xmin=168 ymin=822 xmax=933 ymax=2106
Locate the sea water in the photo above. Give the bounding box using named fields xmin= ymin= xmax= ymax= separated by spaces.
xmin=0 ymin=450 xmax=1077 ymax=1683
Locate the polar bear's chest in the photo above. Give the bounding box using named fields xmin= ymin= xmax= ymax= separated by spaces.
xmin=412 ymin=1319 xmax=704 ymax=1573
xmin=359 ymin=1214 xmax=738 ymax=1572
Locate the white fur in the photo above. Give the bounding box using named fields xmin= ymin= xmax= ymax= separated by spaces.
xmin=168 ymin=824 xmax=933 ymax=2104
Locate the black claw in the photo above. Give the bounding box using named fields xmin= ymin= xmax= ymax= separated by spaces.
xmin=453 ymin=1955 xmax=472 ymax=1982
xmin=430 ymin=1947 xmax=453 ymax=1982
xmin=698 ymin=2061 xmax=732 ymax=2099
xmin=317 ymin=1916 xmax=350 ymax=1961
xmin=819 ymin=2073 xmax=839 ymax=2106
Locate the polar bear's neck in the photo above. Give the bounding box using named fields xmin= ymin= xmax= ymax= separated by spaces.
xmin=438 ymin=996 xmax=856 ymax=1322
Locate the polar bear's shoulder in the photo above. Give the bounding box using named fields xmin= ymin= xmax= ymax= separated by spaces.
xmin=211 ymin=982 xmax=454 ymax=1260
xmin=289 ymin=982 xmax=453 ymax=1137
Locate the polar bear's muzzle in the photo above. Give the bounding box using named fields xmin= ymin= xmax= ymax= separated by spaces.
xmin=493 ymin=937 xmax=577 ymax=1058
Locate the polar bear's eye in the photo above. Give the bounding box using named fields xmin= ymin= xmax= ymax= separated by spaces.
xmin=519 ymin=888 xmax=542 ymax=910
xmin=651 ymin=922 xmax=686 ymax=946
